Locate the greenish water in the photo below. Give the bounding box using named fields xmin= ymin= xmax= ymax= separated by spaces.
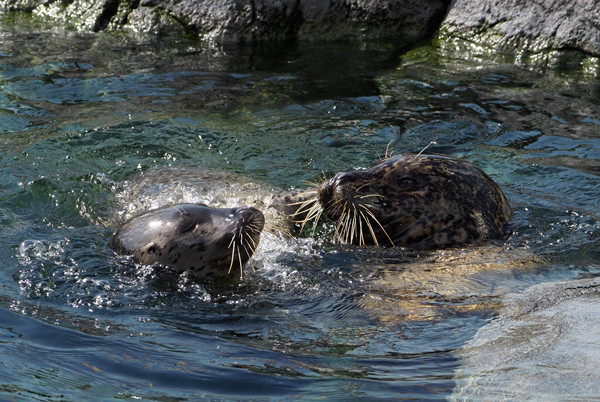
xmin=1 ymin=23 xmax=599 ymax=400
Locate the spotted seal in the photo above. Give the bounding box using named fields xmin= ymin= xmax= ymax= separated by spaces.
xmin=109 ymin=203 xmax=265 ymax=279
xmin=295 ymin=154 xmax=512 ymax=248
xmin=114 ymin=167 xmax=308 ymax=237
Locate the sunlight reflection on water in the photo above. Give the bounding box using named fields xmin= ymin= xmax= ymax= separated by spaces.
xmin=0 ymin=26 xmax=598 ymax=400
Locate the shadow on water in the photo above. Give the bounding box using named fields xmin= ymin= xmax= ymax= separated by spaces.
xmin=0 ymin=19 xmax=599 ymax=400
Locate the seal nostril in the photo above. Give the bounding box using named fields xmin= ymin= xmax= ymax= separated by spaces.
xmin=236 ymin=207 xmax=253 ymax=220
xmin=319 ymin=172 xmax=354 ymax=200
xmin=235 ymin=207 xmax=264 ymax=228
xmin=333 ymin=172 xmax=354 ymax=187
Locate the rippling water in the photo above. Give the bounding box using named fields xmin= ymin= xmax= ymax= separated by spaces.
xmin=1 ymin=20 xmax=599 ymax=400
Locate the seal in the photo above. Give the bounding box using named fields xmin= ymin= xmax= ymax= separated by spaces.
xmin=114 ymin=166 xmax=313 ymax=237
xmin=295 ymin=153 xmax=512 ymax=248
xmin=109 ymin=203 xmax=265 ymax=279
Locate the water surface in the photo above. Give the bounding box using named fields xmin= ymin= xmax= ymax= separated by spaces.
xmin=1 ymin=22 xmax=599 ymax=400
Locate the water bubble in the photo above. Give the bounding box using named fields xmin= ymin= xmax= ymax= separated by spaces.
xmin=19 ymin=239 xmax=47 ymax=258
xmin=18 ymin=239 xmax=67 ymax=261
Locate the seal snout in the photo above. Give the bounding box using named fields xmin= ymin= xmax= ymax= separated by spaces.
xmin=331 ymin=171 xmax=357 ymax=188
xmin=110 ymin=203 xmax=268 ymax=279
xmin=234 ymin=207 xmax=265 ymax=231
xmin=319 ymin=171 xmax=357 ymax=205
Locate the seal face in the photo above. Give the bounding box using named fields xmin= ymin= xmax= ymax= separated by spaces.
xmin=296 ymin=154 xmax=512 ymax=248
xmin=109 ymin=203 xmax=265 ymax=278
xmin=115 ymin=167 xmax=313 ymax=238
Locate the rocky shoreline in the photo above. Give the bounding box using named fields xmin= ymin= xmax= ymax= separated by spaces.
xmin=1 ymin=0 xmax=599 ymax=59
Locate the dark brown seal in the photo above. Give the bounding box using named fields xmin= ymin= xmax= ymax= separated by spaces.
xmin=295 ymin=154 xmax=512 ymax=248
xmin=109 ymin=203 xmax=264 ymax=279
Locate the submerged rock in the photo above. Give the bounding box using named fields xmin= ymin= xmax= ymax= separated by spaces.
xmin=440 ymin=0 xmax=600 ymax=57
xmin=453 ymin=277 xmax=600 ymax=400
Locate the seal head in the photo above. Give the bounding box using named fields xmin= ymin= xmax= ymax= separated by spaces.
xmin=300 ymin=154 xmax=512 ymax=248
xmin=109 ymin=203 xmax=265 ymax=278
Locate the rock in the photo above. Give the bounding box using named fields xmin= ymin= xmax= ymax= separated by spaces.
xmin=295 ymin=0 xmax=447 ymax=41
xmin=440 ymin=0 xmax=600 ymax=57
xmin=453 ymin=277 xmax=600 ymax=400
xmin=0 ymin=0 xmax=448 ymax=43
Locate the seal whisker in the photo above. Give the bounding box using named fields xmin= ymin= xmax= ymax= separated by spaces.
xmin=228 ymin=227 xmax=245 ymax=278
xmin=297 ymin=201 xmax=323 ymax=234
xmin=264 ymin=220 xmax=293 ymax=237
xmin=297 ymin=198 xmax=319 ymax=216
xmin=333 ymin=204 xmax=348 ymax=244
xmin=236 ymin=241 xmax=245 ymax=280
xmin=350 ymin=205 xmax=358 ymax=245
xmin=308 ymin=205 xmax=325 ymax=236
xmin=411 ymin=136 xmax=438 ymax=160
xmin=358 ymin=208 xmax=380 ymax=246
xmin=242 ymin=236 xmax=254 ymax=255
xmin=247 ymin=222 xmax=263 ymax=236
xmin=244 ymin=231 xmax=258 ymax=252
xmin=293 ymin=194 xmax=329 ymax=237
xmin=345 ymin=206 xmax=353 ymax=244
xmin=295 ymin=199 xmax=321 ymax=230
xmin=227 ymin=237 xmax=237 ymax=275
xmin=287 ymin=192 xmax=319 ymax=208
xmin=359 ymin=204 xmax=395 ymax=246
xmin=357 ymin=193 xmax=384 ymax=200
xmin=340 ymin=204 xmax=351 ymax=244
xmin=291 ymin=196 xmax=319 ymax=220
xmin=329 ymin=197 xmax=346 ymax=220
xmin=247 ymin=231 xmax=261 ymax=256
xmin=354 ymin=183 xmax=371 ymax=193
xmin=291 ymin=193 xmax=319 ymax=209
xmin=297 ymin=180 xmax=323 ymax=190
xmin=384 ymin=138 xmax=395 ymax=160
xmin=228 ymin=233 xmax=236 ymax=249
xmin=242 ymin=231 xmax=259 ymax=275
xmin=244 ymin=240 xmax=256 ymax=272
xmin=295 ymin=204 xmax=317 ymax=232
xmin=355 ymin=205 xmax=366 ymax=246
xmin=339 ymin=203 xmax=354 ymax=244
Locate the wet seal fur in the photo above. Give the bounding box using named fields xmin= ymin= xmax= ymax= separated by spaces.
xmin=114 ymin=167 xmax=309 ymax=238
xmin=109 ymin=203 xmax=264 ymax=279
xmin=296 ymin=154 xmax=512 ymax=248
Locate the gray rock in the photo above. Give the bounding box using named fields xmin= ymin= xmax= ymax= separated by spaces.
xmin=452 ymin=277 xmax=600 ymax=400
xmin=295 ymin=0 xmax=447 ymax=41
xmin=3 ymin=0 xmax=598 ymax=63
xmin=441 ymin=0 xmax=600 ymax=56
xmin=1 ymin=0 xmax=447 ymax=42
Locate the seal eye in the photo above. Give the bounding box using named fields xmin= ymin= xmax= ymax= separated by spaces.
xmin=147 ymin=245 xmax=158 ymax=255
xmin=397 ymin=177 xmax=420 ymax=189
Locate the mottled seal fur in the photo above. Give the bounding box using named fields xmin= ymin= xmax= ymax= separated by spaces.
xmin=109 ymin=203 xmax=264 ymax=279
xmin=296 ymin=154 xmax=512 ymax=248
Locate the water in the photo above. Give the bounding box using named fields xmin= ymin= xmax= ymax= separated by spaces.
xmin=1 ymin=20 xmax=599 ymax=400
xmin=453 ymin=277 xmax=600 ymax=400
